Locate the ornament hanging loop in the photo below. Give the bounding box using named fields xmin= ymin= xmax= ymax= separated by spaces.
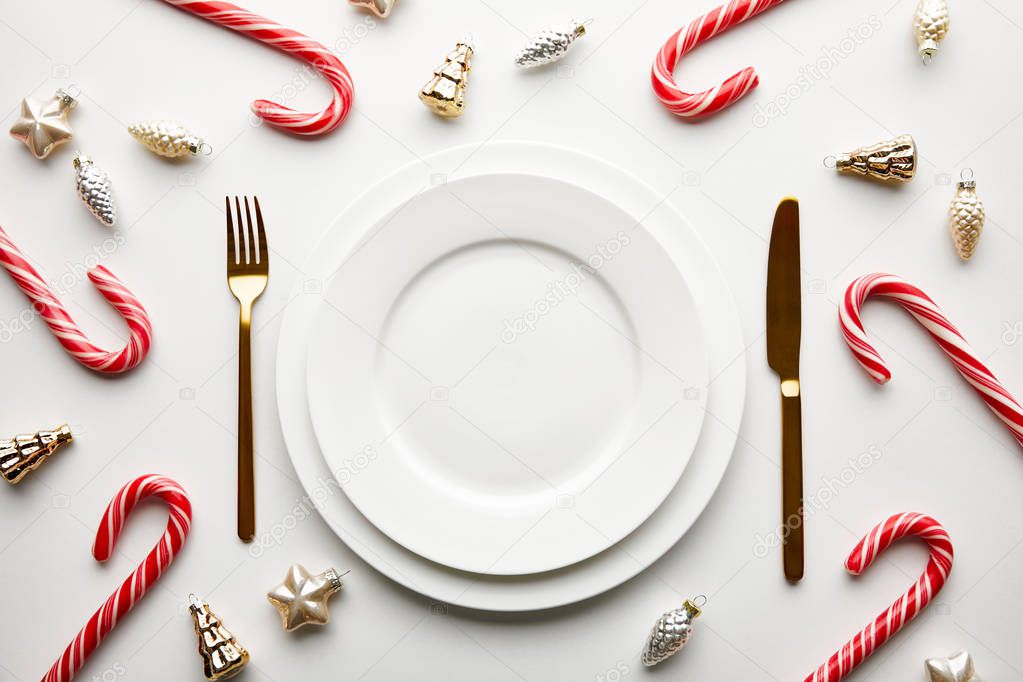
xmin=690 ymin=594 xmax=707 ymax=608
xmin=197 ymin=142 xmax=214 ymax=156
xmin=823 ymin=155 xmax=837 ymax=169
xmin=960 ymin=167 xmax=974 ymax=182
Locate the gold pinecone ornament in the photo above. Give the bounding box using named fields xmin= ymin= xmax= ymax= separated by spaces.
xmin=420 ymin=40 xmax=473 ymax=118
xmin=0 ymin=425 xmax=72 ymax=484
xmin=834 ymin=134 xmax=917 ymax=184
xmin=914 ymin=0 xmax=950 ymax=64
xmin=949 ymin=170 xmax=985 ymax=260
xmin=188 ymin=594 xmax=249 ymax=681
xmin=128 ymin=120 xmax=210 ymax=158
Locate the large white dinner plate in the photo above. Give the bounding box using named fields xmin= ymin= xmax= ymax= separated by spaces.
xmin=305 ymin=173 xmax=708 ymax=575
xmin=276 ymin=142 xmax=746 ymax=611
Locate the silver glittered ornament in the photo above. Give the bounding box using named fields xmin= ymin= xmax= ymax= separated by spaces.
xmin=914 ymin=0 xmax=950 ymax=64
xmin=73 ymin=153 xmax=116 ymax=227
xmin=515 ymin=19 xmax=589 ymax=69
xmin=641 ymin=597 xmax=705 ymax=667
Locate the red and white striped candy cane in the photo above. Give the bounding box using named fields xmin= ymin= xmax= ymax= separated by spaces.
xmin=162 ymin=0 xmax=354 ymax=136
xmin=42 ymin=475 xmax=192 ymax=682
xmin=0 ymin=227 xmax=152 ymax=374
xmin=841 ymin=273 xmax=1023 ymax=447
xmin=652 ymin=0 xmax=788 ymax=119
xmin=805 ymin=513 xmax=953 ymax=682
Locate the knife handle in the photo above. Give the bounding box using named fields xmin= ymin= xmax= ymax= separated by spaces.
xmin=780 ymin=379 xmax=804 ymax=582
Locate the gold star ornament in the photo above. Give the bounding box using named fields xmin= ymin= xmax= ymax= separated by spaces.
xmin=9 ymin=89 xmax=77 ymax=159
xmin=926 ymin=651 xmax=983 ymax=682
xmin=348 ymin=0 xmax=395 ymax=18
xmin=267 ymin=564 xmax=346 ymax=631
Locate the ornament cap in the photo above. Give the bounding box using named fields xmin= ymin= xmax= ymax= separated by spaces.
xmin=55 ymin=88 xmax=79 ymax=110
xmin=72 ymin=152 xmax=91 ymax=169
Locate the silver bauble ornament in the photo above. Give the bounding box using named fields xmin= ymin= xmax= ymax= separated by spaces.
xmin=641 ymin=597 xmax=704 ymax=667
xmin=515 ymin=19 xmax=588 ymax=69
xmin=73 ymin=153 xmax=116 ymax=227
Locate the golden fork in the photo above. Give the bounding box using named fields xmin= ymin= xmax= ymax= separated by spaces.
xmin=226 ymin=196 xmax=268 ymax=542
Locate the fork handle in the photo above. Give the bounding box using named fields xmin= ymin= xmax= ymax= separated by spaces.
xmin=237 ymin=301 xmax=255 ymax=542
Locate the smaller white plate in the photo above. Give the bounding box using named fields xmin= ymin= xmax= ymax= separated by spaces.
xmin=306 ymin=173 xmax=709 ymax=575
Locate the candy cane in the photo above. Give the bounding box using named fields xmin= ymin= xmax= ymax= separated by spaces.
xmin=42 ymin=475 xmax=192 ymax=682
xmin=652 ymin=0 xmax=788 ymax=119
xmin=161 ymin=1 xmax=354 ymax=136
xmin=841 ymin=273 xmax=1023 ymax=447
xmin=0 ymin=227 xmax=152 ymax=374
xmin=805 ymin=512 xmax=953 ymax=682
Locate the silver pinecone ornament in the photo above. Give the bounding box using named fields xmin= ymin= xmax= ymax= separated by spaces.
xmin=73 ymin=153 xmax=116 ymax=226
xmin=515 ymin=19 xmax=588 ymax=69
xmin=914 ymin=0 xmax=950 ymax=64
xmin=949 ymin=170 xmax=985 ymax=261
xmin=641 ymin=598 xmax=704 ymax=667
xmin=128 ymin=120 xmax=211 ymax=158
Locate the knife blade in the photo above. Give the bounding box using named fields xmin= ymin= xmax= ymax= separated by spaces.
xmin=766 ymin=196 xmax=804 ymax=582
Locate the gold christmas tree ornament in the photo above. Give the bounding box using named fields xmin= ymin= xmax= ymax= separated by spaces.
xmin=0 ymin=425 xmax=72 ymax=485
xmin=949 ymin=169 xmax=985 ymax=261
xmin=267 ymin=565 xmax=347 ymax=631
xmin=188 ymin=594 xmax=250 ymax=681
xmin=348 ymin=0 xmax=395 ymax=18
xmin=914 ymin=0 xmax=951 ymax=64
xmin=9 ymin=88 xmax=78 ymax=159
xmin=832 ymin=134 xmax=917 ymax=184
xmin=128 ymin=120 xmax=212 ymax=158
xmin=420 ymin=40 xmax=474 ymax=118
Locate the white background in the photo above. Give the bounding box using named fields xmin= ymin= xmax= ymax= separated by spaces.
xmin=1 ymin=0 xmax=1022 ymax=680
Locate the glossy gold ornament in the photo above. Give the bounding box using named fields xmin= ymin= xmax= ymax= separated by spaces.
xmin=267 ymin=565 xmax=346 ymax=631
xmin=420 ymin=40 xmax=473 ymax=118
xmin=9 ymin=89 xmax=77 ymax=159
xmin=914 ymin=0 xmax=950 ymax=64
xmin=348 ymin=0 xmax=395 ymax=18
xmin=926 ymin=651 xmax=983 ymax=681
xmin=0 ymin=424 xmax=72 ymax=484
xmin=128 ymin=120 xmax=211 ymax=158
xmin=834 ymin=134 xmax=917 ymax=183
xmin=949 ymin=169 xmax=985 ymax=261
xmin=188 ymin=594 xmax=249 ymax=681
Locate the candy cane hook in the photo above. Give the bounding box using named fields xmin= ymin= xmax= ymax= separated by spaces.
xmin=652 ymin=0 xmax=788 ymax=119
xmin=805 ymin=513 xmax=953 ymax=682
xmin=0 ymin=227 xmax=152 ymax=374
xmin=161 ymin=1 xmax=354 ymax=136
xmin=841 ymin=273 xmax=1023 ymax=447
xmin=43 ymin=475 xmax=192 ymax=682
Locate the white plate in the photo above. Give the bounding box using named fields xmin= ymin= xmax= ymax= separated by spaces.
xmin=305 ymin=173 xmax=709 ymax=575
xmin=276 ymin=142 xmax=746 ymax=611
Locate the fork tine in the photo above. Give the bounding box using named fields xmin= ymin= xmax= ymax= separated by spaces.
xmin=225 ymin=196 xmax=237 ymax=265
xmin=235 ymin=196 xmax=248 ymax=265
xmin=253 ymin=196 xmax=268 ymax=266
xmin=243 ymin=197 xmax=256 ymax=266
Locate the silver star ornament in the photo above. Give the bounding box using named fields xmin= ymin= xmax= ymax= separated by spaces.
xmin=926 ymin=651 xmax=983 ymax=682
xmin=9 ymin=89 xmax=77 ymax=159
xmin=267 ymin=564 xmax=345 ymax=631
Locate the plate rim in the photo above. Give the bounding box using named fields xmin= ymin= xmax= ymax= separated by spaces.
xmin=275 ymin=141 xmax=746 ymax=611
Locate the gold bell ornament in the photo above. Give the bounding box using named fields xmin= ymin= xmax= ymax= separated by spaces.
xmin=128 ymin=120 xmax=211 ymax=158
xmin=9 ymin=88 xmax=78 ymax=159
xmin=188 ymin=594 xmax=250 ymax=681
xmin=949 ymin=169 xmax=985 ymax=261
xmin=830 ymin=134 xmax=917 ymax=184
xmin=914 ymin=0 xmax=950 ymax=64
xmin=420 ymin=39 xmax=474 ymax=118
xmin=0 ymin=425 xmax=72 ymax=484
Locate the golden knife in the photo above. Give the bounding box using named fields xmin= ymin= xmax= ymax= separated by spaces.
xmin=766 ymin=196 xmax=804 ymax=582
